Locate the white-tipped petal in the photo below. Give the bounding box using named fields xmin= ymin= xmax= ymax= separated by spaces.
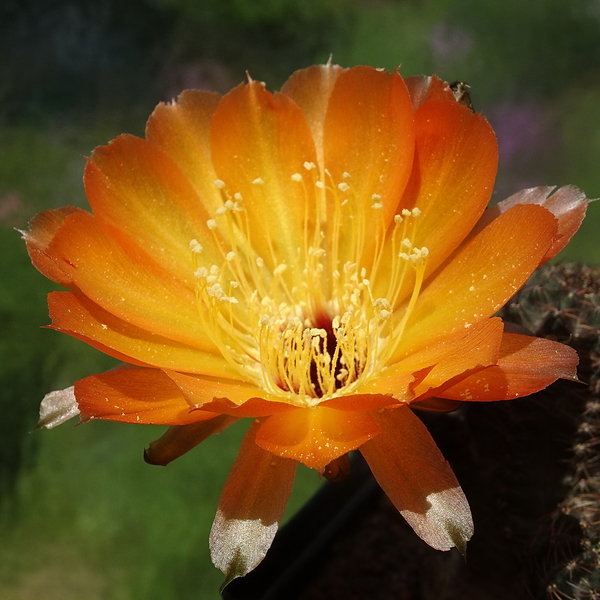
xmin=37 ymin=385 xmax=79 ymax=429
xmin=210 ymin=422 xmax=297 ymax=587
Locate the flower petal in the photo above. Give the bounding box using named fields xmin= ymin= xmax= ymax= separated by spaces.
xmin=396 ymin=204 xmax=558 ymax=358
xmin=404 ymin=74 xmax=456 ymax=110
xmin=48 ymin=292 xmax=237 ymax=377
xmin=146 ymin=89 xmax=226 ymax=216
xmin=254 ymin=406 xmax=379 ymax=471
xmin=47 ymin=210 xmax=210 ymax=349
xmin=280 ymin=62 xmax=344 ymax=169
xmin=166 ymin=370 xmax=300 ymax=415
xmin=75 ymin=368 xmax=219 ymax=425
xmin=164 ymin=370 xmax=288 ymax=410
xmin=364 ymin=319 xmax=503 ymax=399
xmin=473 ymin=185 xmax=590 ymax=263
xmin=410 ymin=317 xmax=504 ymax=398
xmin=84 ymin=134 xmax=222 ymax=286
xmin=144 ymin=415 xmax=238 ymax=466
xmin=360 ymin=406 xmax=473 ymax=552
xmin=21 ymin=206 xmax=85 ymax=288
xmin=322 ymin=66 xmax=415 ymax=264
xmin=210 ymin=421 xmax=297 ymax=586
xmin=393 ymin=99 xmax=498 ymax=291
xmin=210 ymin=80 xmax=318 ymax=269
xmin=439 ymin=332 xmax=579 ymax=401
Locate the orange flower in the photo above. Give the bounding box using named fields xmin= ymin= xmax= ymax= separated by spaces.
xmin=24 ymin=64 xmax=588 ymax=583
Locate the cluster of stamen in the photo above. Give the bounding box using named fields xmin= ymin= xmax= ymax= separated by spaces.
xmin=189 ymin=163 xmax=428 ymax=406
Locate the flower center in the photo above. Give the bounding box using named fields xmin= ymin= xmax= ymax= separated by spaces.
xmin=190 ymin=166 xmax=428 ymax=407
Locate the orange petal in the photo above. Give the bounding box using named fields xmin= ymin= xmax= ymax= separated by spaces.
xmin=353 ymin=369 xmax=417 ymax=401
xmin=390 ymin=99 xmax=497 ymax=296
xmin=21 ymin=206 xmax=86 ymax=288
xmin=144 ymin=415 xmax=238 ymax=466
xmin=166 ymin=369 xmax=298 ymax=416
xmin=164 ymin=370 xmax=277 ymax=409
xmin=404 ymin=75 xmax=456 ymax=110
xmin=365 ymin=319 xmax=503 ymax=399
xmin=322 ymin=67 xmax=415 ymax=264
xmin=320 ymin=393 xmax=402 ymax=411
xmin=48 ymin=292 xmax=237 ymax=378
xmin=254 ymin=406 xmax=379 ymax=471
xmin=47 ymin=210 xmax=211 ymax=349
xmin=210 ymin=80 xmax=318 ymax=269
xmin=146 ymin=89 xmax=226 ymax=217
xmin=360 ymin=406 xmax=473 ymax=552
xmin=198 ymin=398 xmax=298 ymax=418
xmin=75 ymin=368 xmax=219 ymax=425
xmin=280 ymin=62 xmax=344 ymax=169
xmin=409 ymin=318 xmax=504 ymax=398
xmin=474 ymin=185 xmax=590 ymax=263
xmin=210 ymin=420 xmax=297 ymax=584
xmin=396 ymin=204 xmax=558 ymax=358
xmin=439 ymin=332 xmax=579 ymax=401
xmin=84 ymin=134 xmax=222 ymax=286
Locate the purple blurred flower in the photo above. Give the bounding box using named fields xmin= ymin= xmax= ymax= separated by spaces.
xmin=487 ymin=102 xmax=552 ymax=163
xmin=429 ymin=22 xmax=473 ymax=63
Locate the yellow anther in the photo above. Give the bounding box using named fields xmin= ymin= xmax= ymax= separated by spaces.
xmin=189 ymin=239 xmax=203 ymax=254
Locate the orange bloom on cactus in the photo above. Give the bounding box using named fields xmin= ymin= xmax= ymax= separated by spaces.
xmin=24 ymin=64 xmax=588 ymax=583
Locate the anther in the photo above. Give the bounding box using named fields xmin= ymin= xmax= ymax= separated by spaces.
xmin=189 ymin=239 xmax=203 ymax=253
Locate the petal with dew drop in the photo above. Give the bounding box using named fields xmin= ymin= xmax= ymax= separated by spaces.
xmin=164 ymin=370 xmax=295 ymax=410
xmin=438 ymin=332 xmax=579 ymax=402
xmin=361 ymin=406 xmax=473 ymax=553
xmin=366 ymin=318 xmax=504 ymax=399
xmin=85 ymin=134 xmax=222 ymax=286
xmin=255 ymin=406 xmax=379 ymax=472
xmin=21 ymin=206 xmax=86 ymax=289
xmin=322 ymin=66 xmax=415 ymax=266
xmin=146 ymin=90 xmax=226 ymax=217
xmin=472 ymin=184 xmax=590 ymax=263
xmin=280 ymin=62 xmax=344 ymax=169
xmin=47 ymin=211 xmax=212 ymax=350
xmin=48 ymin=292 xmax=237 ymax=378
xmin=75 ymin=368 xmax=219 ymax=425
xmin=210 ymin=80 xmax=318 ymax=271
xmin=388 ymin=99 xmax=497 ymax=298
xmin=395 ymin=204 xmax=557 ymax=359
xmin=210 ymin=420 xmax=297 ymax=587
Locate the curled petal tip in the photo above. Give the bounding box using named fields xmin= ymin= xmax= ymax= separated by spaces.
xmin=445 ymin=517 xmax=470 ymax=560
xmin=218 ymin=549 xmax=249 ymax=592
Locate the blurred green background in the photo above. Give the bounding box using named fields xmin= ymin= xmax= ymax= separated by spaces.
xmin=2 ymin=0 xmax=600 ymax=598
